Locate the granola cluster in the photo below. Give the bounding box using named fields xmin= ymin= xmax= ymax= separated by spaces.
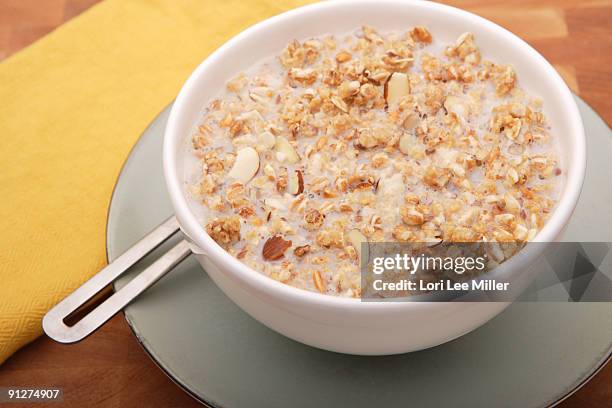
xmin=188 ymin=26 xmax=562 ymax=297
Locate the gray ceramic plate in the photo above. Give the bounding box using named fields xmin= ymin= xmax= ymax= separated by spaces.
xmin=108 ymin=97 xmax=611 ymax=408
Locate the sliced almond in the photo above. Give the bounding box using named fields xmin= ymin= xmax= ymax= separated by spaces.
xmin=287 ymin=169 xmax=305 ymax=195
xmin=504 ymin=192 xmax=521 ymax=214
xmin=249 ymin=86 xmax=273 ymax=104
xmin=444 ymin=95 xmax=467 ymax=118
xmin=506 ymin=167 xmax=519 ymax=185
xmin=384 ymin=72 xmax=410 ymax=107
xmin=347 ymin=229 xmax=368 ymax=263
xmin=259 ymin=131 xmax=276 ymax=149
xmin=263 ymin=163 xmax=276 ymax=179
xmin=399 ymin=134 xmax=412 ymax=155
xmin=227 ymin=147 xmax=259 ymax=183
xmin=264 ymin=197 xmax=286 ymax=211
xmin=402 ymin=113 xmax=419 ymax=130
xmin=456 ymin=32 xmax=471 ymax=47
xmin=262 ymin=235 xmax=292 ymax=261
xmin=275 ymin=136 xmax=300 ymax=164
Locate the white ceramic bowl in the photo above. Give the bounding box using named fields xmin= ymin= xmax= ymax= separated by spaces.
xmin=164 ymin=0 xmax=585 ymax=355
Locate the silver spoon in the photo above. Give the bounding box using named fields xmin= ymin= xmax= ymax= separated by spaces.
xmin=43 ymin=216 xmax=191 ymax=343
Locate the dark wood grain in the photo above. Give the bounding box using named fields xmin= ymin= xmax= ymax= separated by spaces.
xmin=0 ymin=0 xmax=610 ymax=407
xmin=0 ymin=315 xmax=200 ymax=408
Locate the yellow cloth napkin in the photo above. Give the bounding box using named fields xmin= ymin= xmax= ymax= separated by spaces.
xmin=0 ymin=0 xmax=312 ymax=364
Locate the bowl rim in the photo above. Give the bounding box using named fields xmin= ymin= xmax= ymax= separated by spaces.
xmin=163 ymin=0 xmax=586 ymax=309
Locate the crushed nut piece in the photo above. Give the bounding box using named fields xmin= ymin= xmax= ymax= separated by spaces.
xmin=262 ymin=235 xmax=292 ymax=261
xmin=294 ymin=244 xmax=311 ymax=257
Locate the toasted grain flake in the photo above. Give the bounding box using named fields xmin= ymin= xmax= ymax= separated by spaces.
xmin=346 ymin=229 xmax=367 ymax=260
xmin=276 ymin=167 xmax=288 ymax=192
xmin=338 ymin=80 xmax=361 ymax=99
xmin=289 ymin=67 xmax=317 ymax=85
xmin=356 ymin=128 xmax=379 ymax=149
xmin=504 ymin=193 xmax=521 ymax=214
xmin=423 ymin=166 xmax=450 ymax=188
xmin=493 ymin=228 xmax=515 ymax=242
xmin=316 ymin=229 xmax=344 ymax=248
xmin=313 ymin=270 xmax=326 ymax=293
xmin=392 ymin=224 xmax=414 ymax=242
xmin=372 ymin=152 xmax=388 ymax=168
xmin=400 ymin=206 xmax=425 ymax=226
xmin=514 ymin=224 xmax=528 ymax=241
xmin=495 ymin=213 xmax=515 ymax=225
xmin=316 ymin=136 xmax=328 ymax=151
xmin=236 ymin=247 xmax=249 ymax=259
xmin=335 ymin=50 xmax=352 ymax=63
xmin=331 ymin=95 xmax=349 ymax=113
xmin=226 ymin=74 xmax=248 ymax=92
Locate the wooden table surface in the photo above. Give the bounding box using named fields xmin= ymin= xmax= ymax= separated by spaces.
xmin=0 ymin=1 xmax=610 ymax=407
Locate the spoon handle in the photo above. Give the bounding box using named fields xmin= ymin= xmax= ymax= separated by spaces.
xmin=43 ymin=216 xmax=191 ymax=343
